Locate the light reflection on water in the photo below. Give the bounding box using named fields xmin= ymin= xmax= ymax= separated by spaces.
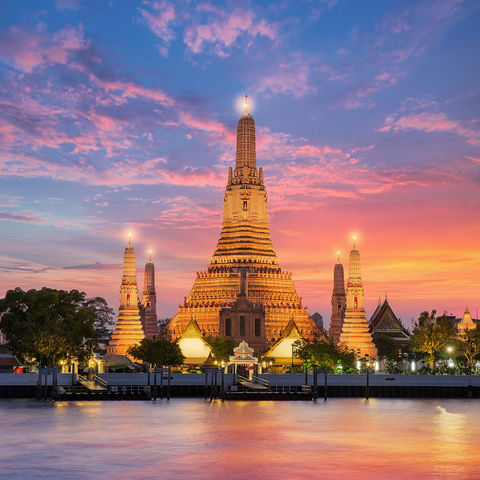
xmin=1 ymin=398 xmax=479 ymax=480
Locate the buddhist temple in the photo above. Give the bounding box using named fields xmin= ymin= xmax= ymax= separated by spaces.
xmin=141 ymin=251 xmax=159 ymax=339
xmin=263 ymin=319 xmax=305 ymax=367
xmin=177 ymin=319 xmax=212 ymax=366
xmin=328 ymin=253 xmax=346 ymax=344
xmin=107 ymin=237 xmax=145 ymax=359
xmin=369 ymin=296 xmax=410 ymax=347
xmin=339 ymin=239 xmax=378 ymax=359
xmin=166 ymin=96 xmax=323 ymax=351
xmin=457 ymin=307 xmax=476 ymax=339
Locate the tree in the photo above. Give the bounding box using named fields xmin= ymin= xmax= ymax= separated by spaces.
xmin=127 ymin=338 xmax=184 ymax=366
xmin=460 ymin=327 xmax=480 ymax=372
xmin=410 ymin=310 xmax=457 ymax=370
xmin=373 ymin=334 xmax=400 ymax=361
xmin=0 ymin=287 xmax=114 ymax=368
xmin=295 ymin=338 xmax=355 ymax=371
xmin=207 ymin=337 xmax=235 ymax=363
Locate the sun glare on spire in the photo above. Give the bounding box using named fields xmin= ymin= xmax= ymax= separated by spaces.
xmin=235 ymin=94 xmax=254 ymax=114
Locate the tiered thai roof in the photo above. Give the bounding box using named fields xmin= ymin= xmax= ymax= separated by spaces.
xmin=369 ymin=298 xmax=410 ymax=344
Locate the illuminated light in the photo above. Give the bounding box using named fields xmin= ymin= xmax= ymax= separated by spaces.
xmin=448 ymin=359 xmax=454 ymax=368
xmin=446 ymin=346 xmax=453 ymax=353
xmin=411 ymin=360 xmax=416 ymax=372
xmin=356 ymin=360 xmax=361 ymax=370
xmin=235 ymin=94 xmax=255 ymax=114
xmin=374 ymin=360 xmax=379 ymax=372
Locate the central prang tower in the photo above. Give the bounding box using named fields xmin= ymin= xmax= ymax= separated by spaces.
xmin=166 ymin=97 xmax=323 ymax=350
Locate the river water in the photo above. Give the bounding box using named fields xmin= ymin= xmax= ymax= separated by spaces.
xmin=1 ymin=398 xmax=479 ymax=480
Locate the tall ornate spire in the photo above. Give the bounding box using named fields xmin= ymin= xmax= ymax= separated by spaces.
xmin=235 ymin=96 xmax=256 ymax=171
xmin=339 ymin=240 xmax=378 ymax=359
xmin=108 ymin=238 xmax=145 ymax=359
xmin=166 ymin=103 xmax=323 ymax=348
xmin=213 ymin=107 xmax=277 ymax=266
xmin=141 ymin=251 xmax=159 ymax=339
xmin=329 ymin=252 xmax=346 ymax=344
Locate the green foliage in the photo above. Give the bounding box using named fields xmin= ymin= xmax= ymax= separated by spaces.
xmin=207 ymin=336 xmax=235 ymax=362
xmin=0 ymin=287 xmax=114 ymax=368
xmin=410 ymin=310 xmax=457 ymax=369
xmin=459 ymin=326 xmax=480 ymax=372
xmin=127 ymin=338 xmax=185 ymax=366
xmin=295 ymin=338 xmax=355 ymax=371
xmin=373 ymin=334 xmax=400 ymax=361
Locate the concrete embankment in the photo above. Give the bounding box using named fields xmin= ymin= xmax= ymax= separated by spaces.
xmin=1 ymin=373 xmax=480 ymax=400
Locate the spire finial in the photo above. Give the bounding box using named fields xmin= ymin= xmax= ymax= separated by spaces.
xmin=244 ymin=94 xmax=248 ymax=113
xmin=336 ymin=250 xmax=341 ymax=263
xmin=352 ymin=235 xmax=357 ymax=249
xmin=128 ymin=232 xmax=132 ymax=247
xmin=385 ymin=291 xmax=388 ymax=302
xmin=148 ymin=249 xmax=152 ymax=263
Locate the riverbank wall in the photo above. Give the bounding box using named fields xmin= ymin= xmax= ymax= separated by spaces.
xmin=1 ymin=373 xmax=480 ymax=400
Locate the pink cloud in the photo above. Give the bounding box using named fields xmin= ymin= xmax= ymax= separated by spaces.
xmin=380 ymin=112 xmax=480 ymax=146
xmin=139 ymin=1 xmax=176 ymax=56
xmin=0 ymin=25 xmax=87 ymax=72
xmin=178 ymin=111 xmax=235 ymax=145
xmin=256 ymin=60 xmax=312 ymax=98
xmin=0 ymin=151 xmax=224 ymax=188
xmin=91 ymin=78 xmax=174 ymax=107
xmin=184 ymin=7 xmax=277 ymax=56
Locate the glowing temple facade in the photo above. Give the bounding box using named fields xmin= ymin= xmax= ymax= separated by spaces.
xmin=166 ymin=99 xmax=323 ymax=351
xmin=108 ymin=239 xmax=146 ymax=358
xmin=457 ymin=307 xmax=476 ymax=339
xmin=339 ymin=242 xmax=378 ymax=359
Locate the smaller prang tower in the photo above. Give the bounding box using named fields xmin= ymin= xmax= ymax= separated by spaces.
xmin=141 ymin=251 xmax=159 ymax=339
xmin=339 ymin=238 xmax=377 ymax=359
xmin=328 ymin=252 xmax=346 ymax=344
xmin=108 ymin=236 xmax=145 ymax=358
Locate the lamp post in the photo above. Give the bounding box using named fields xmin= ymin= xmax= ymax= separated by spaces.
xmin=446 ymin=346 xmax=454 ymax=371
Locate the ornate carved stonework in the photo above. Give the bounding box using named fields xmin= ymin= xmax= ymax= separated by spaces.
xmin=329 ymin=257 xmax=346 ymax=344
xmin=108 ymin=241 xmax=145 ymax=359
xmin=166 ymin=103 xmax=323 ymax=351
xmin=141 ymin=253 xmax=159 ymax=339
xmin=339 ymin=245 xmax=378 ymax=359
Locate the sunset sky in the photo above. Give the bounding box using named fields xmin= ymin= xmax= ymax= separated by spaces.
xmin=1 ymin=0 xmax=479 ymax=328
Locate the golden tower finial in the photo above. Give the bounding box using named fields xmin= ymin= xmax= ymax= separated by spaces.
xmin=352 ymin=235 xmax=357 ymax=249
xmin=128 ymin=232 xmax=132 ymax=247
xmin=244 ymin=94 xmax=248 ymax=113
xmin=148 ymin=249 xmax=152 ymax=262
xmin=336 ymin=250 xmax=341 ymax=263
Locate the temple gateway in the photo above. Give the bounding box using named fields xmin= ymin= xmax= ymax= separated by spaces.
xmin=166 ymin=98 xmax=324 ymax=353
